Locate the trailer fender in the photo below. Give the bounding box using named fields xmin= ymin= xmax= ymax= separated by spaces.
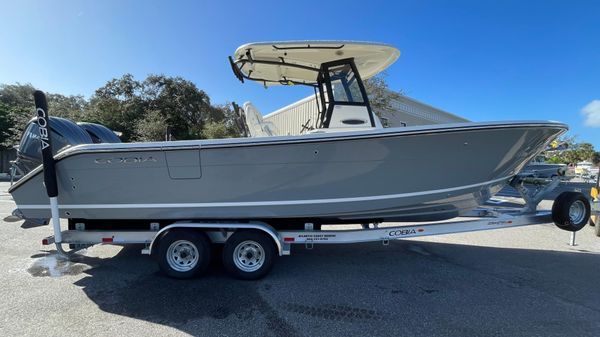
xmin=148 ymin=222 xmax=284 ymax=256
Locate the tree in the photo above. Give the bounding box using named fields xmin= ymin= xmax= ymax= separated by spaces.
xmin=5 ymin=105 xmax=31 ymax=148
xmin=0 ymin=103 xmax=15 ymax=149
xmin=142 ymin=75 xmax=214 ymax=139
xmin=87 ymin=74 xmax=240 ymax=141
xmin=134 ymin=110 xmax=169 ymax=141
xmin=87 ymin=74 xmax=146 ymax=141
xmin=545 ymin=136 xmax=596 ymax=164
xmin=202 ymin=121 xmax=232 ymax=139
xmin=364 ymin=72 xmax=403 ymax=121
xmin=0 ymin=83 xmax=36 ymax=145
xmin=47 ymin=93 xmax=89 ymax=121
xmin=203 ymin=103 xmax=242 ymax=138
xmin=592 ymin=152 xmax=600 ymax=166
xmin=0 ymin=83 xmax=35 ymax=108
xmin=0 ymin=83 xmax=91 ymax=146
xmin=545 ymin=156 xmax=563 ymax=164
xmin=577 ymin=143 xmax=595 ymax=162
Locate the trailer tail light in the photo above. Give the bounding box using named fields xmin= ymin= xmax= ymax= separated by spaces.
xmin=102 ymin=237 xmax=114 ymax=243
xmin=283 ymin=237 xmax=294 ymax=242
xmin=42 ymin=238 xmax=49 ymax=245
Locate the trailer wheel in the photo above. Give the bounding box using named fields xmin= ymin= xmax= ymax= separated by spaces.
xmin=223 ymin=230 xmax=276 ymax=280
xmin=156 ymin=230 xmax=211 ymax=279
xmin=552 ymin=192 xmax=591 ymax=232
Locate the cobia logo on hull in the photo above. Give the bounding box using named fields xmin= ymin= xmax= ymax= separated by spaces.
xmin=94 ymin=156 xmax=158 ymax=164
xmin=36 ymin=108 xmax=51 ymax=150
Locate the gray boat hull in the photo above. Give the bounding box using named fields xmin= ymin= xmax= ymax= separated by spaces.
xmin=8 ymin=121 xmax=566 ymax=226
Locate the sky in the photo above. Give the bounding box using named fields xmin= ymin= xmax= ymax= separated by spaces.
xmin=1 ymin=0 xmax=598 ymax=147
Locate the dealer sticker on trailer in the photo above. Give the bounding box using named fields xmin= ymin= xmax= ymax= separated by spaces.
xmin=295 ymin=233 xmax=337 ymax=242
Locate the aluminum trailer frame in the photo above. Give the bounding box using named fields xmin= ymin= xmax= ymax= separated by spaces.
xmin=41 ymin=208 xmax=553 ymax=256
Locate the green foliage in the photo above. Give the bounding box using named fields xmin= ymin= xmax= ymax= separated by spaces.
xmin=202 ymin=122 xmax=231 ymax=139
xmin=87 ymin=74 xmax=150 ymax=141
xmin=364 ymin=72 xmax=403 ymax=120
xmin=0 ymin=103 xmax=15 ymax=149
xmin=47 ymin=93 xmax=89 ymax=121
xmin=200 ymin=103 xmax=242 ymax=139
xmin=87 ymin=74 xmax=239 ymax=141
xmin=545 ymin=138 xmax=597 ymax=164
xmin=0 ymin=83 xmax=35 ymax=108
xmin=0 ymin=83 xmax=92 ymax=146
xmin=545 ymin=156 xmax=563 ymax=164
xmin=134 ymin=110 xmax=169 ymax=142
xmin=576 ymin=143 xmax=595 ymax=162
xmin=0 ymin=83 xmax=36 ymax=145
xmin=0 ymin=74 xmax=244 ymax=146
xmin=592 ymin=152 xmax=600 ymax=166
xmin=141 ymin=74 xmax=213 ymax=140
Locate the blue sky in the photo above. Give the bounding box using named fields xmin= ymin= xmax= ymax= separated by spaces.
xmin=1 ymin=0 xmax=598 ymax=147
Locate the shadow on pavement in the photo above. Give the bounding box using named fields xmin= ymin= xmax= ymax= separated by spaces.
xmin=36 ymin=239 xmax=600 ymax=337
xmin=20 ymin=219 xmax=48 ymax=229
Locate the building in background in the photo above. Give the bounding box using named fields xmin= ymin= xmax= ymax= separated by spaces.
xmin=263 ymin=94 xmax=469 ymax=136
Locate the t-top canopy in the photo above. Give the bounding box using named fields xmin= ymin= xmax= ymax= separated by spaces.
xmin=230 ymin=41 xmax=400 ymax=86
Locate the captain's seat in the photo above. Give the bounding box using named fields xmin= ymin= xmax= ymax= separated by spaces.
xmin=241 ymin=102 xmax=279 ymax=137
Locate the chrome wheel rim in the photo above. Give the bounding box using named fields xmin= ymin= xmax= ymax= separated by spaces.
xmin=166 ymin=240 xmax=199 ymax=272
xmin=233 ymin=240 xmax=265 ymax=273
xmin=569 ymin=200 xmax=586 ymax=224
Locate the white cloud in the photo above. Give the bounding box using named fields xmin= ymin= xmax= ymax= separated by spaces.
xmin=582 ymin=100 xmax=600 ymax=127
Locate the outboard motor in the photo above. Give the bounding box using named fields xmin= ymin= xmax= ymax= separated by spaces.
xmin=77 ymin=122 xmax=122 ymax=144
xmin=13 ymin=117 xmax=120 ymax=176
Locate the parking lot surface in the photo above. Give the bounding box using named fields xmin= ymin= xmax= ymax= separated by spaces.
xmin=1 ymin=181 xmax=599 ymax=337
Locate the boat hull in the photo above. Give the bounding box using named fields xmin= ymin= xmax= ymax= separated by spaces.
xmin=9 ymin=121 xmax=567 ymax=225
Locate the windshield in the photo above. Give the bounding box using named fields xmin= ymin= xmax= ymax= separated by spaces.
xmin=328 ymin=64 xmax=365 ymax=103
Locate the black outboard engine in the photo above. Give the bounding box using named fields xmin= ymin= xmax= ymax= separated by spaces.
xmin=77 ymin=122 xmax=122 ymax=144
xmin=13 ymin=117 xmax=120 ymax=175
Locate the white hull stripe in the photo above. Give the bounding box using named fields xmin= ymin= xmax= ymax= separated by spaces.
xmin=16 ymin=176 xmax=510 ymax=210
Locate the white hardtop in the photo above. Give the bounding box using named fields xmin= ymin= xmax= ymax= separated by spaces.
xmin=232 ymin=41 xmax=400 ymax=85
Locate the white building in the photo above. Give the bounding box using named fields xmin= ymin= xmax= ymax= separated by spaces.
xmin=263 ymin=94 xmax=468 ymax=136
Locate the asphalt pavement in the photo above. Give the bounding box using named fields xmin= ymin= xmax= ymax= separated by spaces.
xmin=1 ymin=181 xmax=600 ymax=337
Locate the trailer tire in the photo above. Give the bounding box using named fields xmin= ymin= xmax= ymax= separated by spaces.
xmin=223 ymin=230 xmax=276 ymax=280
xmin=552 ymin=192 xmax=591 ymax=232
xmin=156 ymin=230 xmax=211 ymax=279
